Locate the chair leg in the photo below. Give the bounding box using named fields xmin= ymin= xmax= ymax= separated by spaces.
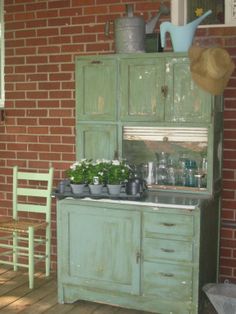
xmin=45 ymin=225 xmax=51 ymax=277
xmin=13 ymin=231 xmax=18 ymax=271
xmin=28 ymin=226 xmax=34 ymax=289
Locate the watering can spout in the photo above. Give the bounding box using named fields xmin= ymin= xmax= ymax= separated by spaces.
xmin=188 ymin=10 xmax=212 ymax=29
xmin=145 ymin=4 xmax=170 ymax=34
xmin=146 ymin=14 xmax=161 ymax=34
xmin=160 ymin=10 xmax=212 ymax=52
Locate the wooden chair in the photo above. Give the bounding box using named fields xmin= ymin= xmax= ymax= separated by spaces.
xmin=0 ymin=166 xmax=54 ymax=289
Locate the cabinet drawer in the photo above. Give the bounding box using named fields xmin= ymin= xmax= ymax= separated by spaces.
xmin=143 ymin=212 xmax=194 ymax=237
xmin=143 ymin=261 xmax=192 ymax=301
xmin=143 ymin=238 xmax=193 ymax=262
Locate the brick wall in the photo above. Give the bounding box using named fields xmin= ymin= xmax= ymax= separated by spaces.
xmin=0 ymin=0 xmax=235 ymax=281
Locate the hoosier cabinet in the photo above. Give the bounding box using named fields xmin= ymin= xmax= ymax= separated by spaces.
xmin=57 ymin=52 xmax=223 ymax=314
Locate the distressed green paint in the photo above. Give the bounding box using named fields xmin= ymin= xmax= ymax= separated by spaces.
xmin=76 ymin=123 xmax=117 ymax=160
xmin=120 ymin=58 xmax=165 ymax=121
xmin=58 ymin=202 xmax=140 ymax=295
xmin=76 ymin=58 xmax=117 ymax=121
xmin=165 ymin=57 xmax=212 ymax=122
xmin=57 ymin=197 xmax=220 ymax=313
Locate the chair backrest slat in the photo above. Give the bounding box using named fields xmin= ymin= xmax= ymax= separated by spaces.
xmin=18 ymin=171 xmax=51 ymax=181
xmin=17 ymin=203 xmax=49 ymax=213
xmin=17 ymin=188 xmax=50 ymax=198
xmin=13 ymin=166 xmax=54 ymax=221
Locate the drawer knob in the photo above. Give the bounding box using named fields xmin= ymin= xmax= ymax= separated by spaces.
xmin=159 ymin=272 xmax=174 ymax=277
xmin=161 ymin=248 xmax=175 ymax=253
xmin=161 ymin=223 xmax=176 ymax=227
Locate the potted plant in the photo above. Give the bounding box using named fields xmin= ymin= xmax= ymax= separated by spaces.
xmin=66 ymin=159 xmax=90 ymax=194
xmin=106 ymin=160 xmax=132 ymax=195
xmin=86 ymin=159 xmax=108 ymax=195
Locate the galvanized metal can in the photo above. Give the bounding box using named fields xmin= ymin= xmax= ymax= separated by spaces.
xmin=114 ymin=16 xmax=145 ymax=53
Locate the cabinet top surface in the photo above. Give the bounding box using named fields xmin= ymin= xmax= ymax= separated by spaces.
xmin=58 ymin=191 xmax=210 ymax=210
xmin=75 ymin=52 xmax=189 ymax=60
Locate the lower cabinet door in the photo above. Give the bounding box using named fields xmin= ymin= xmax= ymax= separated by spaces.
xmin=60 ymin=203 xmax=141 ymax=294
xmin=143 ymin=261 xmax=193 ymax=301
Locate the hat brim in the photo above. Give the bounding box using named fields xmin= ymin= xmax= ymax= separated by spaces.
xmin=191 ymin=61 xmax=234 ymax=95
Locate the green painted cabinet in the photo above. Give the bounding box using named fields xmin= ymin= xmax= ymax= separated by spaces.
xmin=57 ymin=196 xmax=219 ymax=313
xmin=75 ymin=53 xmax=217 ymax=169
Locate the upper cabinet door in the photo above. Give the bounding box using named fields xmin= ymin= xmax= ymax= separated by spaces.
xmin=120 ymin=58 xmax=165 ymax=122
xmin=165 ymin=57 xmax=212 ymax=123
xmin=76 ymin=58 xmax=117 ymax=121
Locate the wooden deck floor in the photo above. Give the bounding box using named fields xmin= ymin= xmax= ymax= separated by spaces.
xmin=0 ymin=267 xmax=216 ymax=313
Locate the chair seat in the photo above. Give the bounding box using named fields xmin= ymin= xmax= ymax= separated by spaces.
xmin=0 ymin=219 xmax=48 ymax=232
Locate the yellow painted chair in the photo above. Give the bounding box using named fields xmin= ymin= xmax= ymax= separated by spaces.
xmin=0 ymin=166 xmax=54 ymax=289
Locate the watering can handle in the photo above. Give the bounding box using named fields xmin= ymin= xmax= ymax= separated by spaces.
xmin=104 ymin=20 xmax=110 ymax=37
xmin=160 ymin=22 xmax=170 ymax=48
xmin=126 ymin=4 xmax=134 ymax=17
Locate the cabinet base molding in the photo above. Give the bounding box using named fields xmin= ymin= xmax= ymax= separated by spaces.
xmin=58 ymin=284 xmax=194 ymax=314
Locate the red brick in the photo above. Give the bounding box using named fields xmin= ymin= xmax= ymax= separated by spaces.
xmin=72 ymin=0 xmax=95 ymax=5
xmin=17 ymin=118 xmax=38 ymax=125
xmin=28 ymin=144 xmax=50 ymax=152
xmin=26 ymin=20 xmax=47 ymax=28
xmin=38 ymin=118 xmax=61 ymax=126
xmin=27 ymin=127 xmax=49 ymax=134
xmin=221 ymin=209 xmax=235 ymax=220
xmin=50 ymin=127 xmax=72 ymax=135
xmin=221 ymin=228 xmax=234 ymax=238
xmin=48 ymin=0 xmax=70 ymax=9
xmin=219 ymin=267 xmax=233 ymax=276
xmin=37 ymin=28 xmax=59 ymax=37
xmin=48 ymin=17 xmax=71 ymax=27
xmin=39 ymin=136 xmax=61 ymax=144
xmin=220 ymin=248 xmax=232 ymax=257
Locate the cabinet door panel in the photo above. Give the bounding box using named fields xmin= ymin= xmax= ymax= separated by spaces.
xmin=120 ymin=58 xmax=165 ymax=121
xmin=60 ymin=204 xmax=141 ymax=294
xmin=143 ymin=261 xmax=192 ymax=301
xmin=165 ymin=57 xmax=212 ymax=123
xmin=76 ymin=58 xmax=117 ymax=121
xmin=77 ymin=123 xmax=117 ymax=160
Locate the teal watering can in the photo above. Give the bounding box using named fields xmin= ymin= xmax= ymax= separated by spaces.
xmin=160 ymin=10 xmax=212 ymax=52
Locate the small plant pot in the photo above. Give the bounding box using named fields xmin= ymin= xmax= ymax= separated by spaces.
xmin=89 ymin=184 xmax=103 ymax=195
xmin=107 ymin=184 xmax=122 ymax=196
xmin=70 ymin=183 xmax=85 ymax=194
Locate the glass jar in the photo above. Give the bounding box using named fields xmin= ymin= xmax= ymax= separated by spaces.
xmin=184 ymin=160 xmax=197 ymax=187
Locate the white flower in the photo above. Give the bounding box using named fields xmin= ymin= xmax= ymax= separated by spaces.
xmin=112 ymin=160 xmax=120 ymax=165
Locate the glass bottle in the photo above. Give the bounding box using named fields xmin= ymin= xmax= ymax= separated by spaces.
xmin=185 ymin=160 xmax=197 ymax=187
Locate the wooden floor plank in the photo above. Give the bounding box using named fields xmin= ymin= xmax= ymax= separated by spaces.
xmin=0 ymin=267 xmax=217 ymax=314
xmin=0 ymin=279 xmax=56 ymax=314
xmin=92 ymin=304 xmax=120 ymax=314
xmin=18 ymin=290 xmax=58 ymax=314
xmin=39 ymin=300 xmax=77 ymax=314
xmin=0 ymin=272 xmax=51 ymax=311
xmin=67 ymin=301 xmax=101 ymax=314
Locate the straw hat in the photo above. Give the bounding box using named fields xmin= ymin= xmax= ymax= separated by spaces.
xmin=188 ymin=46 xmax=235 ymax=95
